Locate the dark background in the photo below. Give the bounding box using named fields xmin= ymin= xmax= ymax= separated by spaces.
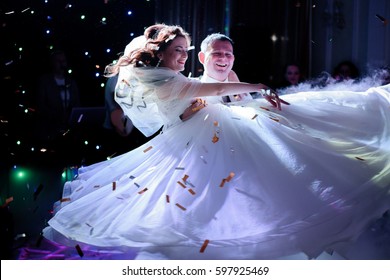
xmin=1 ymin=0 xmax=314 ymax=171
xmin=0 ymin=0 xmax=389 ymax=259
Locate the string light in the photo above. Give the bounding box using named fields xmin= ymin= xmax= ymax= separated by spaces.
xmin=2 ymin=1 xmax=154 ymax=161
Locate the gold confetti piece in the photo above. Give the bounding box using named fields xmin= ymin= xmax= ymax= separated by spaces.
xmin=112 ymin=182 xmax=116 ymax=191
xmin=60 ymin=198 xmax=71 ymax=202
xmin=212 ymin=133 xmax=219 ymax=143
xmin=269 ymin=117 xmax=280 ymax=122
xmin=121 ymin=79 xmax=130 ymax=86
xmin=75 ymin=244 xmax=84 ymax=257
xmin=260 ymin=106 xmax=270 ymax=111
xmin=166 ymin=195 xmax=170 ymax=203
xmin=85 ymin=223 xmax=93 ymax=228
xmin=213 ymin=121 xmax=219 ymax=126
xmin=134 ymin=182 xmax=141 ymax=188
xmin=75 ymin=186 xmax=83 ymax=192
xmin=138 ymin=188 xmax=148 ymax=194
xmin=226 ymin=172 xmax=235 ymax=182
xmin=1 ymin=197 xmax=14 ymax=208
xmin=188 ymin=189 xmax=196 ymax=195
xmin=251 ymin=114 xmax=258 ymax=120
xmin=177 ymin=181 xmax=187 ymax=188
xmin=182 ymin=174 xmax=189 ymax=182
xmin=93 ymin=185 xmax=100 ymax=189
xmin=143 ymin=146 xmax=153 ymax=153
xmin=220 ymin=172 xmax=235 ymax=187
xmin=355 ymin=157 xmax=365 ymax=161
xmin=200 ymin=239 xmax=209 ymax=253
xmin=175 ymin=203 xmax=186 ymax=211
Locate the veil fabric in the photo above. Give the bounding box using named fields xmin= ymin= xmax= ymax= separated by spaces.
xmin=115 ymin=66 xmax=203 ymax=136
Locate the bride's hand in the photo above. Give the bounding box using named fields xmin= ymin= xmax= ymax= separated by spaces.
xmin=261 ymin=88 xmax=290 ymax=110
xmin=180 ymin=98 xmax=207 ymax=121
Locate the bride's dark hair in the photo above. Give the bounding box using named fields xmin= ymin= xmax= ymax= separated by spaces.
xmin=105 ymin=24 xmax=191 ymax=76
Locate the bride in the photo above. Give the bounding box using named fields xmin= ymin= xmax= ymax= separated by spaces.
xmin=43 ymin=24 xmax=390 ymax=260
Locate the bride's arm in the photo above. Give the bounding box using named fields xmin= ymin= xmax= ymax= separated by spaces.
xmin=184 ymin=81 xmax=288 ymax=110
xmin=146 ymin=69 xmax=288 ymax=110
xmin=193 ymin=82 xmax=267 ymax=98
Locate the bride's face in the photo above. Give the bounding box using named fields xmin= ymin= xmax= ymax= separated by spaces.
xmin=159 ymin=36 xmax=189 ymax=73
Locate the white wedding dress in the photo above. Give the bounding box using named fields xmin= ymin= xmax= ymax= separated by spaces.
xmin=43 ymin=67 xmax=390 ymax=259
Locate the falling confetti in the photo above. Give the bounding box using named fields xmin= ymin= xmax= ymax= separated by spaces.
xmin=175 ymin=203 xmax=186 ymax=211
xmin=200 ymin=239 xmax=209 ymax=253
xmin=112 ymin=181 xmax=116 ymax=191
xmin=75 ymin=244 xmax=84 ymax=257
xmin=143 ymin=146 xmax=153 ymax=153
xmin=138 ymin=188 xmax=148 ymax=194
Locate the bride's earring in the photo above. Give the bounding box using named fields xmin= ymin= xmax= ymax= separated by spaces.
xmin=156 ymin=58 xmax=162 ymax=67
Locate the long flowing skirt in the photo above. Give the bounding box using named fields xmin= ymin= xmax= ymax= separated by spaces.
xmin=43 ymin=84 xmax=390 ymax=259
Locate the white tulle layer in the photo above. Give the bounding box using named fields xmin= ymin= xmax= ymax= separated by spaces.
xmin=43 ymin=85 xmax=390 ymax=259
